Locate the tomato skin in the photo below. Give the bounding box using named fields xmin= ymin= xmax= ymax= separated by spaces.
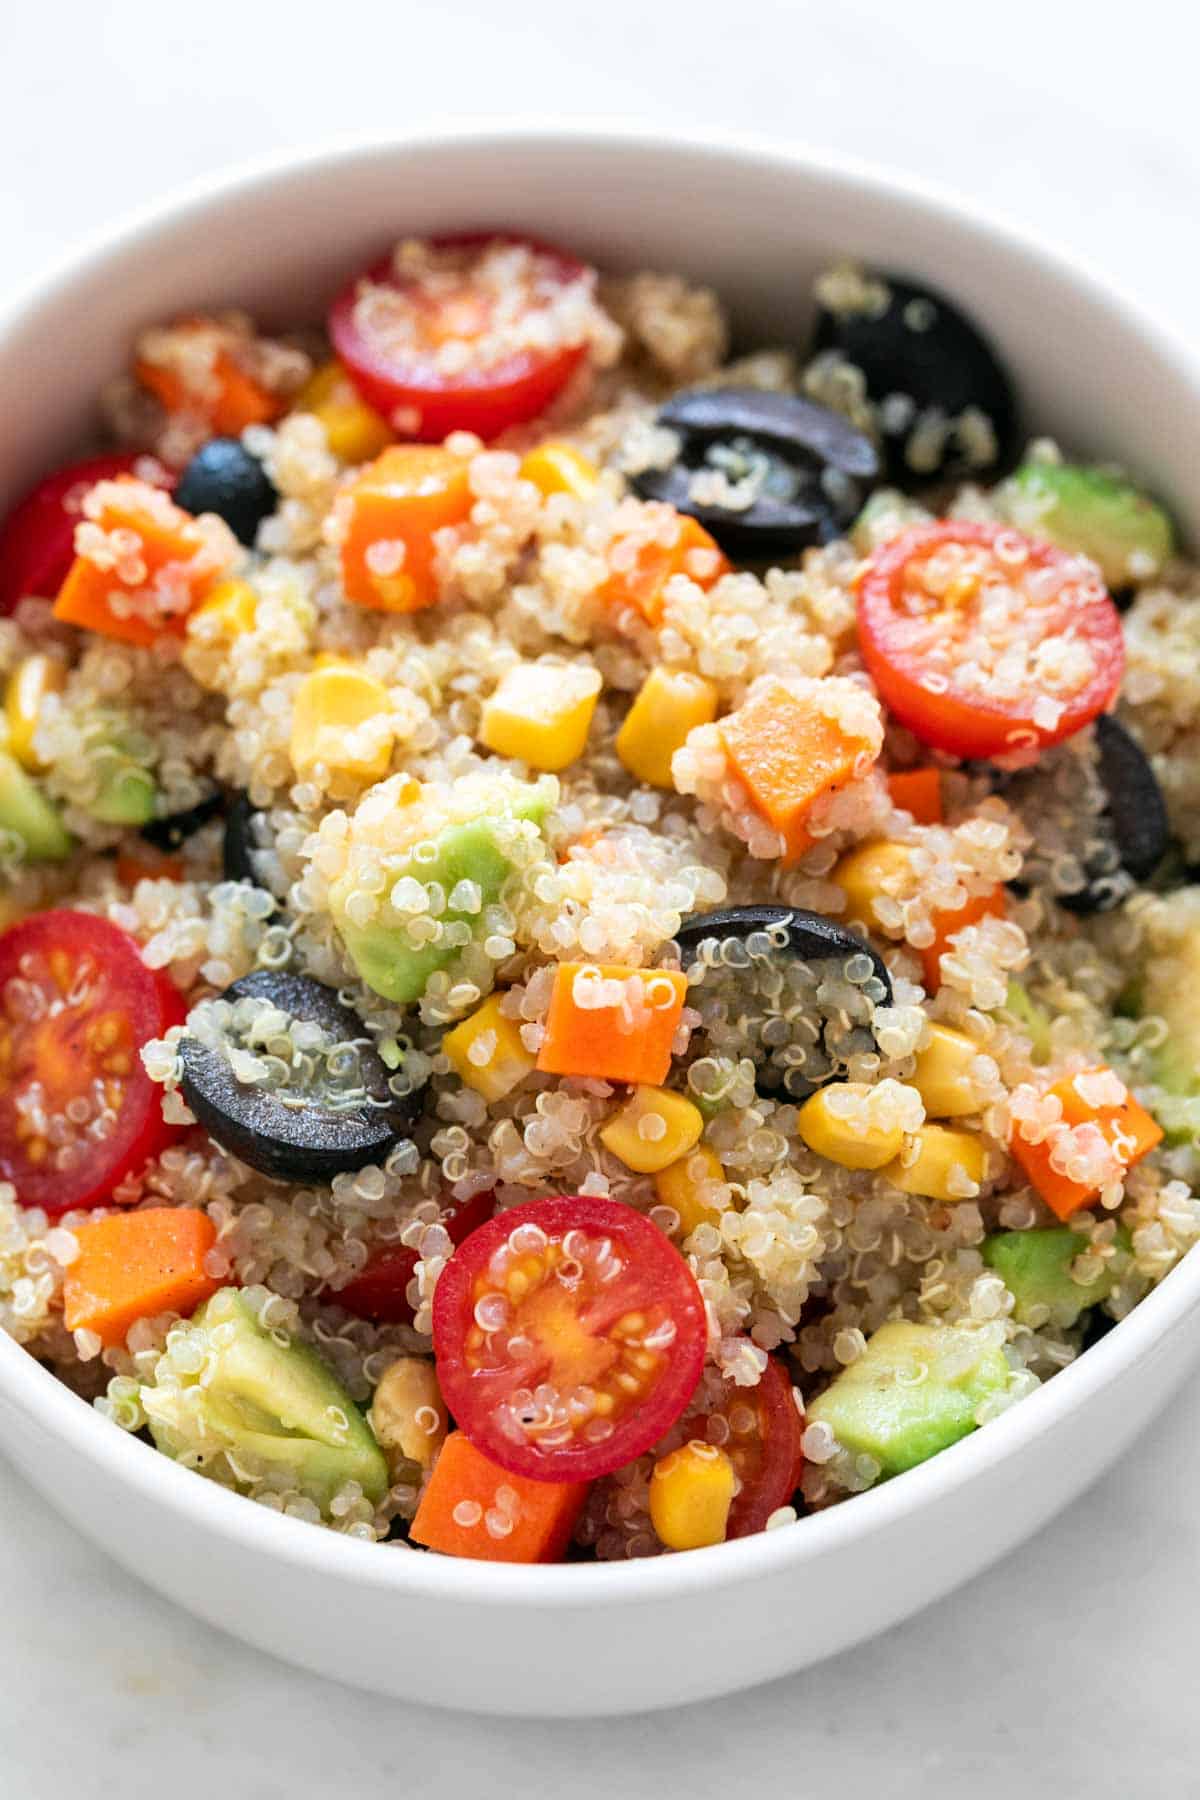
xmin=723 ymin=1353 xmax=804 ymax=1538
xmin=328 ymin=234 xmax=590 ymax=442
xmin=329 ymin=1189 xmax=495 ymax=1324
xmin=856 ymin=520 xmax=1126 ymax=759
xmin=0 ymin=911 xmax=186 ymax=1214
xmin=433 ymin=1196 xmax=707 ymax=1485
xmin=0 ymin=453 xmax=167 ymax=616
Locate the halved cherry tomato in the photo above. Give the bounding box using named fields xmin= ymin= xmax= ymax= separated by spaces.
xmin=329 ymin=233 xmax=593 ymax=442
xmin=0 ymin=453 xmax=168 ymax=616
xmin=0 ymin=911 xmax=186 ymax=1214
xmin=856 ymin=520 xmax=1125 ymax=759
xmin=433 ymin=1196 xmax=706 ymax=1483
xmin=679 ymin=1352 xmax=805 ymax=1538
xmin=329 ymin=1188 xmax=495 ymax=1324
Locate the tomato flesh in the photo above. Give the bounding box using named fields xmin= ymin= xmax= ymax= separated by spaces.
xmin=329 ymin=233 xmax=592 ymax=442
xmin=0 ymin=911 xmax=186 ymax=1214
xmin=0 ymin=453 xmax=168 ymax=616
xmin=330 ymin=1188 xmax=495 ymax=1324
xmin=433 ymin=1196 xmax=706 ymax=1483
xmin=856 ymin=520 xmax=1125 ymax=759
xmin=681 ymin=1352 xmax=804 ymax=1538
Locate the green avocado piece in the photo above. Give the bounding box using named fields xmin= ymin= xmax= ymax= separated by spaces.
xmin=144 ymin=1287 xmax=387 ymax=1509
xmin=86 ymin=739 xmax=158 ymax=826
xmin=1001 ymin=460 xmax=1175 ymax=591
xmin=1142 ymin=924 xmax=1200 ymax=1101
xmin=982 ymin=1225 xmax=1130 ymax=1327
xmin=332 ymin=783 xmax=552 ymax=1004
xmin=0 ymin=750 xmax=73 ymax=861
xmin=1001 ymin=980 xmax=1053 ymax=1064
xmin=806 ymin=1320 xmax=1009 ymax=1477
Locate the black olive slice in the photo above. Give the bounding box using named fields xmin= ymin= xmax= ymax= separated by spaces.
xmin=809 ymin=269 xmax=1019 ymax=486
xmin=675 ymin=904 xmax=892 ymax=997
xmin=1059 ymin=715 xmax=1169 ymax=913
xmin=178 ymin=969 xmax=423 ymax=1182
xmin=174 ymin=437 xmax=278 ymax=547
xmin=223 ymin=792 xmax=270 ymax=887
xmin=141 ymin=786 xmax=225 ymax=852
xmin=630 ymin=387 xmax=879 ymax=556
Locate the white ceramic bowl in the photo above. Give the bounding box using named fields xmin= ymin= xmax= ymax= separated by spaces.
xmin=2 ymin=126 xmax=1199 ymax=1718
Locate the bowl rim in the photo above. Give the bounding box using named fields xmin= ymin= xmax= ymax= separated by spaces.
xmin=2 ymin=117 xmax=1198 ymax=1610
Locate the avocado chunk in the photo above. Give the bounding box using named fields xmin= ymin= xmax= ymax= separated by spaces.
xmin=983 ymin=1225 xmax=1130 ymax=1327
xmin=1001 ymin=980 xmax=1053 ymax=1063
xmin=142 ymin=1287 xmax=388 ymax=1510
xmin=86 ymin=736 xmax=158 ymax=826
xmin=330 ymin=775 xmax=554 ymax=1005
xmin=0 ymin=749 xmax=73 ymax=861
xmin=806 ymin=1320 xmax=1008 ymax=1477
xmin=1142 ymin=918 xmax=1200 ymax=1102
xmin=1000 ymin=459 xmax=1175 ymax=591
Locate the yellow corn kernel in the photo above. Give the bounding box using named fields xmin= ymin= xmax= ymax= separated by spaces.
xmin=797 ymin=1083 xmax=906 ymax=1171
xmin=649 ymin=1440 xmax=736 ymax=1550
xmin=600 ymin=1085 xmax=704 ymax=1175
xmin=519 ymin=442 xmax=601 ymax=501
xmin=884 ymin=1124 xmax=986 ymax=1201
xmin=368 ymin=1357 xmax=448 ymax=1474
xmin=295 ymin=359 xmax=392 ymax=464
xmin=655 ymin=1144 xmax=727 ymax=1237
xmin=442 ymin=992 xmax=535 ymax=1102
xmin=833 ymin=840 xmax=916 ymax=930
xmin=4 ymin=654 xmax=66 ymax=770
xmin=479 ymin=661 xmax=602 ymax=773
xmin=616 ymin=666 xmax=720 ymax=790
xmin=188 ymin=577 xmax=258 ymax=642
xmin=913 ymin=1024 xmax=982 ymax=1118
xmin=290 ymin=664 xmax=394 ymax=782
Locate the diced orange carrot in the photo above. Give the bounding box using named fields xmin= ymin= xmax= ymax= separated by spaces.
xmin=115 ymin=851 xmax=186 ymax=886
xmin=536 ymin=962 xmax=688 ymax=1086
xmin=602 ymin=512 xmax=729 ymax=626
xmin=135 ymin=318 xmax=285 ymax=434
xmin=1010 ymin=1069 xmax=1163 ymax=1221
xmin=887 ymin=768 xmax=943 ymax=825
xmin=63 ymin=1208 xmax=220 ymax=1348
xmin=720 ymin=679 xmax=879 ymax=862
xmin=411 ymin=1432 xmax=589 ymax=1564
xmin=54 ymin=478 xmax=232 ymax=646
xmin=920 ymin=885 xmax=1006 ymax=992
xmin=339 ymin=445 xmax=472 ymax=613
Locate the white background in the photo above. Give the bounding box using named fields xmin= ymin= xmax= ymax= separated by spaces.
xmin=3 ymin=2 xmax=1199 ymax=1793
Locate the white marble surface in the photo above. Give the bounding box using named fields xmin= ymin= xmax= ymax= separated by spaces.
xmin=3 ymin=1 xmax=1199 ymax=1790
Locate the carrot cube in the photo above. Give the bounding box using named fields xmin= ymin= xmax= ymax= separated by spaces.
xmin=63 ymin=1208 xmax=220 ymax=1348
xmin=920 ymin=886 xmax=1006 ymax=992
xmin=887 ymin=768 xmax=943 ymax=825
xmin=411 ymin=1432 xmax=589 ymax=1564
xmin=135 ymin=316 xmax=285 ymax=434
xmin=1011 ymin=1069 xmax=1162 ymax=1221
xmin=602 ymin=512 xmax=729 ymax=625
xmin=720 ymin=679 xmax=879 ymax=861
xmin=536 ymin=963 xmax=688 ymax=1086
xmin=54 ymin=479 xmax=232 ymax=646
xmin=339 ymin=445 xmax=472 ymax=613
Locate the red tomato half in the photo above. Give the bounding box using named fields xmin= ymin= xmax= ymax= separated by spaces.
xmin=0 ymin=453 xmax=168 ymax=616
xmin=329 ymin=1188 xmax=495 ymax=1324
xmin=0 ymin=911 xmax=186 ymax=1214
xmin=433 ymin=1196 xmax=707 ymax=1483
xmin=856 ymin=520 xmax=1125 ymax=759
xmin=329 ymin=233 xmax=592 ymax=442
xmin=681 ymin=1352 xmax=804 ymax=1538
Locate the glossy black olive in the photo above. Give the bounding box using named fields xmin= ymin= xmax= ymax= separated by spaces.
xmin=140 ymin=786 xmax=225 ymax=852
xmin=630 ymin=387 xmax=879 ymax=555
xmin=178 ymin=969 xmax=423 ymax=1182
xmin=1059 ymin=715 xmax=1169 ymax=914
xmin=675 ymin=904 xmax=893 ymax=997
xmin=174 ymin=437 xmax=278 ymax=546
xmin=223 ymin=792 xmax=269 ymax=886
xmin=809 ymin=270 xmax=1018 ymax=486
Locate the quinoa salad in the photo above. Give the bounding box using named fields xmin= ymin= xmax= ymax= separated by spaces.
xmin=2 ymin=233 xmax=1199 ymax=1566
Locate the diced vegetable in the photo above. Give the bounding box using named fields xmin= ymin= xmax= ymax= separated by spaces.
xmin=327 ymin=1190 xmax=495 ymax=1326
xmin=187 ymin=576 xmax=258 ymax=645
xmin=62 ymin=1208 xmax=220 ymax=1349
xmin=519 ymin=442 xmax=601 ymax=500
xmin=290 ymin=663 xmax=394 ymax=783
xmin=807 ymin=1320 xmax=1008 ymax=1476
xmin=1003 ymin=980 xmax=1054 ymax=1063
xmin=134 ymin=320 xmax=285 ymax=435
xmin=676 ymin=1352 xmax=805 ymax=1538
xmin=368 ymin=1356 xmax=448 ymax=1473
xmin=115 ymin=849 xmax=185 ymax=886
xmin=884 ymin=1125 xmax=986 ymax=1200
xmin=920 ymin=886 xmax=1006 ymax=993
xmin=479 ymin=661 xmax=602 ymax=772
xmin=410 ymin=1431 xmax=590 ymax=1564
xmin=599 ymin=1084 xmax=704 ymax=1174
xmin=1009 ymin=1067 xmax=1162 ymax=1221
xmin=616 ymin=666 xmax=719 ymax=789
xmin=833 ymin=840 xmax=1005 ymax=993
xmin=720 ymin=678 xmax=880 ymax=861
xmin=536 ymin=963 xmax=688 ymax=1086
xmin=441 ymin=993 xmax=535 ymax=1101
xmin=912 ymin=1024 xmax=983 ymax=1117
xmin=654 ymin=1144 xmax=727 ymax=1237
xmin=649 ymin=1441 xmax=736 ymax=1550
xmin=982 ymin=1224 xmax=1131 ymax=1327
xmin=85 ymin=719 xmax=159 ymax=827
xmin=0 ymin=752 xmax=73 ymax=861
xmin=294 ymin=359 xmax=392 ymax=464
xmin=54 ymin=478 xmax=234 ymax=646
xmin=602 ymin=511 xmax=729 ymax=625
xmin=886 ymin=767 xmax=943 ymax=824
xmin=797 ymin=1082 xmax=908 ymax=1170
xmin=339 ymin=445 xmax=472 ymax=613
xmin=1000 ymin=458 xmax=1175 ymax=590
xmin=4 ymin=654 xmax=66 ymax=770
